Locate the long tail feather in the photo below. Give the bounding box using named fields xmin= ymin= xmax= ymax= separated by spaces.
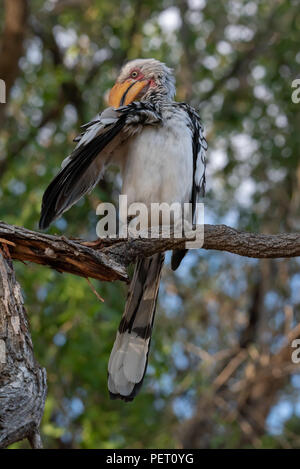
xmin=108 ymin=253 xmax=165 ymax=401
xmin=171 ymin=249 xmax=187 ymax=271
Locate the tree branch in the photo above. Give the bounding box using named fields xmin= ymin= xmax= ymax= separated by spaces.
xmin=179 ymin=321 xmax=300 ymax=449
xmin=0 ymin=222 xmax=128 ymax=283
xmin=0 ymin=222 xmax=300 ymax=284
xmin=104 ymin=224 xmax=300 ymax=265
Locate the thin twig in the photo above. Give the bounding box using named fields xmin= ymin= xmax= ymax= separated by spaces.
xmin=86 ymin=277 xmax=105 ymax=303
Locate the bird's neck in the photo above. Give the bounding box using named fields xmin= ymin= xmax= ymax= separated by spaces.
xmin=143 ymin=87 xmax=173 ymax=109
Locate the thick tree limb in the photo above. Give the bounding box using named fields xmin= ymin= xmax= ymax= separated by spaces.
xmin=104 ymin=224 xmax=300 ymax=265
xmin=0 ymin=222 xmax=128 ymax=283
xmin=0 ymin=251 xmax=47 ymax=449
xmin=0 ymin=222 xmax=300 ymax=284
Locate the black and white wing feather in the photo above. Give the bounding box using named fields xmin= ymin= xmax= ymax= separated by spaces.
xmin=171 ymin=103 xmax=207 ymax=270
xmin=181 ymin=103 xmax=207 ymax=220
xmin=39 ymin=103 xmax=161 ymax=229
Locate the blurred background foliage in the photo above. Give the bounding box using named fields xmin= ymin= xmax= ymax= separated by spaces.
xmin=1 ymin=0 xmax=300 ymax=449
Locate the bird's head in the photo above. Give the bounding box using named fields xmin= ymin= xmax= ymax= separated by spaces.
xmin=108 ymin=58 xmax=175 ymax=108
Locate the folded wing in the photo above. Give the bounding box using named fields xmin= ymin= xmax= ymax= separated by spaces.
xmin=39 ymin=103 xmax=161 ymax=229
xmin=171 ymin=104 xmax=207 ymax=270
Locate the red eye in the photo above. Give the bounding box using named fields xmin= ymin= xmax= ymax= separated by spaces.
xmin=131 ymin=71 xmax=138 ymax=78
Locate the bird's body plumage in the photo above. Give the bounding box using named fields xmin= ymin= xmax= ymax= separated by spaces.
xmin=39 ymin=58 xmax=207 ymax=401
xmin=121 ymin=104 xmax=195 ymax=209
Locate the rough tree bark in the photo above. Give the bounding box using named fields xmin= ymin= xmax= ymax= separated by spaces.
xmin=0 ymin=249 xmax=47 ymax=449
xmin=0 ymin=222 xmax=128 ymax=283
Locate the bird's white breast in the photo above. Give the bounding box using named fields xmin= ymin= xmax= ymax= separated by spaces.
xmin=121 ymin=112 xmax=193 ymax=210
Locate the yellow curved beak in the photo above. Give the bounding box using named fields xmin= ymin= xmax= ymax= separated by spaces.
xmin=108 ymin=79 xmax=149 ymax=108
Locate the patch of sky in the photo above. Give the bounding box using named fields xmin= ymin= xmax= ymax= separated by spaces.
xmin=290 ymin=273 xmax=300 ymax=304
xmin=8 ymin=179 xmax=26 ymax=196
xmin=53 ymin=332 xmax=67 ymax=347
xmin=158 ymin=7 xmax=182 ymax=32
xmin=267 ymin=399 xmax=293 ymax=435
xmin=172 ymin=342 xmax=189 ymax=370
xmin=173 ymin=395 xmax=195 ymax=420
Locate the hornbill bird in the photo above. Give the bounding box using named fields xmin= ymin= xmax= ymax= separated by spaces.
xmin=39 ymin=58 xmax=207 ymax=401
